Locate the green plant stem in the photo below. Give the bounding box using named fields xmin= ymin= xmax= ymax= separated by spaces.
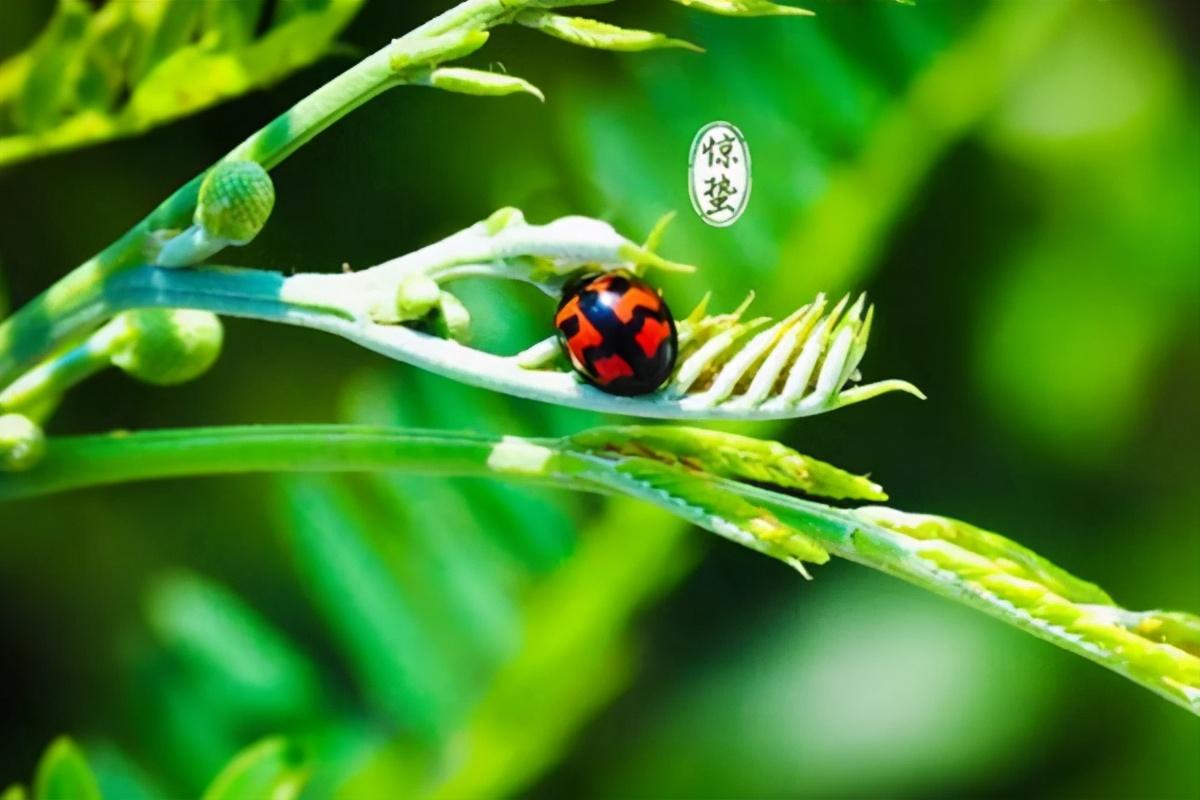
xmin=3 ymin=424 xmax=1196 ymax=716
xmin=0 ymin=262 xmax=914 ymax=420
xmin=0 ymin=0 xmax=536 ymax=388
xmin=0 ymin=314 xmax=132 ymax=414
xmin=0 ymin=426 xmax=509 ymax=500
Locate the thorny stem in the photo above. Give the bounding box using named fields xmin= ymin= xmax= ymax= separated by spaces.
xmin=2 ymin=424 xmax=1196 ymax=716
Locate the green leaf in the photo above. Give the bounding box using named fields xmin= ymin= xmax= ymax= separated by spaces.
xmin=33 ymin=737 xmax=102 ymax=800
xmin=516 ymin=11 xmax=703 ymax=52
xmin=202 ymin=0 xmax=268 ymax=48
xmin=277 ymin=475 xmax=460 ymax=736
xmin=200 ymin=738 xmax=309 ymax=800
xmin=0 ymin=0 xmax=365 ymax=166
xmin=572 ymin=453 xmax=829 ymax=567
xmin=569 ymin=425 xmax=887 ymax=500
xmin=668 ymin=0 xmax=814 ymax=18
xmin=13 ymin=0 xmax=91 ymax=133
xmin=854 ymin=506 xmax=1114 ymax=605
xmin=145 ymin=571 xmax=323 ymax=720
xmin=428 ymin=67 xmax=545 ymax=102
xmin=1 ymin=785 xmax=27 ymax=800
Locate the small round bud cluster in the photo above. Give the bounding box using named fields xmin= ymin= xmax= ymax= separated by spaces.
xmin=0 ymin=413 xmax=45 ymax=471
xmin=196 ymin=161 xmax=275 ymax=244
xmin=111 ymin=309 xmax=224 ymax=386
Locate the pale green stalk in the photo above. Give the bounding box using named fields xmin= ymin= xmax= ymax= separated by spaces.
xmin=3 ymin=425 xmax=1196 ymax=716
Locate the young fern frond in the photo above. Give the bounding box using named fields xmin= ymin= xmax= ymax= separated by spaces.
xmin=0 ymin=208 xmax=919 ymax=426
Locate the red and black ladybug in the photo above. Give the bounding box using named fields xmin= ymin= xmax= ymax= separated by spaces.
xmin=554 ymin=271 xmax=677 ymax=396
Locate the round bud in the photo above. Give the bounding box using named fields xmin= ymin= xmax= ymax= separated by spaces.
xmin=111 ymin=309 xmax=224 ymax=386
xmin=195 ymin=161 xmax=275 ymax=244
xmin=395 ymin=274 xmax=441 ymax=321
xmin=0 ymin=413 xmax=45 ymax=472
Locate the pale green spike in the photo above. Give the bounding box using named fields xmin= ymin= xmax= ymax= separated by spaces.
xmin=643 ymin=211 xmax=676 ymax=253
xmin=778 ymin=295 xmax=833 ymax=403
xmin=840 ymin=301 xmax=874 ymax=389
xmin=673 ymin=319 xmax=768 ymax=395
xmin=704 ymin=302 xmax=815 ymax=407
xmin=732 ymin=300 xmax=824 ymax=409
xmin=812 ymin=323 xmax=856 ymax=405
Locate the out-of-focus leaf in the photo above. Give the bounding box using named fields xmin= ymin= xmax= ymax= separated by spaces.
xmin=33 ymin=737 xmax=102 ymax=800
xmin=277 ymin=474 xmax=459 ymax=737
xmin=144 ymin=571 xmax=324 ymax=719
xmin=12 ymin=0 xmax=90 ymax=133
xmin=200 ymin=737 xmax=309 ymax=800
xmin=973 ymin=1 xmax=1199 ymax=461
xmin=86 ymin=743 xmax=168 ymax=800
xmin=0 ymin=0 xmax=364 ymax=165
xmin=204 ymin=0 xmax=268 ymax=48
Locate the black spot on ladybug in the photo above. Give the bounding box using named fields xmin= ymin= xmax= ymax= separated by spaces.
xmin=554 ymin=271 xmax=678 ymax=396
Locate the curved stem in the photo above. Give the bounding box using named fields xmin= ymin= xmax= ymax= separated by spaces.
xmin=0 ymin=315 xmax=131 ymax=414
xmin=0 ymin=426 xmax=519 ymax=501
xmin=25 ymin=262 xmax=912 ymax=421
xmin=3 ymin=424 xmax=1196 ymax=716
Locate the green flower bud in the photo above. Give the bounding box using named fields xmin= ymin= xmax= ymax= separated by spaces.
xmin=195 ymin=161 xmax=275 ymax=245
xmin=0 ymin=413 xmax=45 ymax=471
xmin=395 ymin=274 xmax=441 ymax=321
xmin=110 ymin=309 xmax=224 ymax=386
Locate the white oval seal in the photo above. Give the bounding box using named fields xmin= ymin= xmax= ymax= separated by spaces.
xmin=689 ymin=121 xmax=751 ymax=227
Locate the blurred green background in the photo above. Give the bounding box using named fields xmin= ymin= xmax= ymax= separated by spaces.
xmin=1 ymin=0 xmax=1198 ymax=797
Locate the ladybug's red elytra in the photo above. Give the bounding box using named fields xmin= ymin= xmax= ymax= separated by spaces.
xmin=554 ymin=271 xmax=678 ymax=396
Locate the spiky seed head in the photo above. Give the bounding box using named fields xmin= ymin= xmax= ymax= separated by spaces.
xmin=195 ymin=161 xmax=275 ymax=244
xmin=0 ymin=413 xmax=45 ymax=471
xmin=110 ymin=310 xmax=224 ymax=386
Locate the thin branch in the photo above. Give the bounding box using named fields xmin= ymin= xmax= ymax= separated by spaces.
xmin=4 ymin=424 xmax=1196 ymax=716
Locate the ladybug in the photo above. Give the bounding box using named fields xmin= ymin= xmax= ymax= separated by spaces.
xmin=554 ymin=271 xmax=677 ymax=396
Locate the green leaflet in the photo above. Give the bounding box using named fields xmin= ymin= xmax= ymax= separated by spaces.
xmin=33 ymin=737 xmax=102 ymax=800
xmin=144 ymin=571 xmax=324 ymax=721
xmin=516 ymin=11 xmax=703 ymax=52
xmin=854 ymin=506 xmax=1114 ymax=605
xmin=0 ymin=0 xmax=365 ymax=166
xmin=667 ymin=0 xmax=814 ymax=18
xmin=570 ymin=452 xmax=830 ymax=567
xmin=569 ymin=425 xmax=886 ymax=501
xmin=200 ymin=738 xmax=309 ymax=800
xmin=429 ymin=67 xmax=545 ymax=102
xmin=277 ymin=475 xmax=461 ymax=738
